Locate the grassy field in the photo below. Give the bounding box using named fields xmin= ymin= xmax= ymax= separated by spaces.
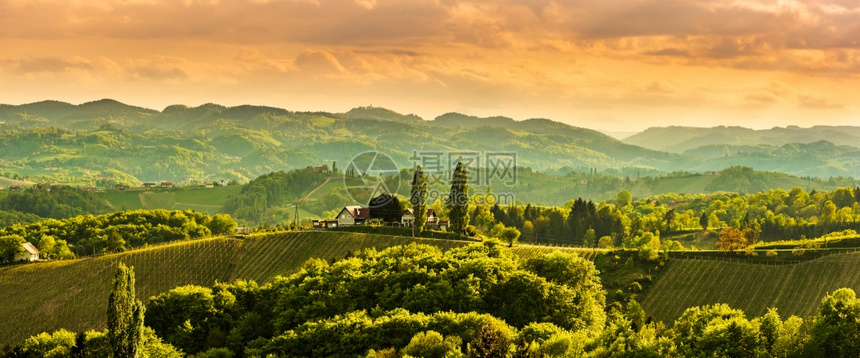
xmin=98 ymin=185 xmax=243 ymax=214
xmin=0 ymin=176 xmax=34 ymax=189
xmin=641 ymin=253 xmax=860 ymax=323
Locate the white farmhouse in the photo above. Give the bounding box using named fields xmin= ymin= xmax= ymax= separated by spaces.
xmin=14 ymin=242 xmax=40 ymax=262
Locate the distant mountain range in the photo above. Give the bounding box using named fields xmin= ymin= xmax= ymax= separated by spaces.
xmin=624 ymin=125 xmax=860 ymax=153
xmin=1 ymin=99 xmax=859 ymax=184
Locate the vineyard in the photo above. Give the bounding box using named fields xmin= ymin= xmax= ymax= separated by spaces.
xmin=0 ymin=231 xmax=619 ymax=345
xmin=509 ymin=244 xmax=606 ymax=261
xmin=98 ymin=185 xmax=242 ymax=214
xmin=641 ymin=252 xmax=860 ymax=323
xmin=0 ymin=231 xmax=473 ymax=345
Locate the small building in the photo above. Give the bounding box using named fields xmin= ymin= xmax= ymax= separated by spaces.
xmin=426 ymin=209 xmax=438 ymax=224
xmin=160 ymin=181 xmax=175 ymax=188
xmin=219 ymin=179 xmax=228 ymax=187
xmin=313 ymin=166 xmax=330 ymax=174
xmin=336 ymin=205 xmax=370 ymax=226
xmin=8 ymin=185 xmax=22 ymax=191
xmin=432 ymin=220 xmax=450 ymax=231
xmin=81 ymin=187 xmax=98 ymax=193
xmin=401 ymin=209 xmax=440 ymax=227
xmin=401 ymin=209 xmax=415 ymax=226
xmin=312 ymin=220 xmax=339 ymax=229
xmin=14 ymin=242 xmax=40 ymax=262
xmin=115 ymin=184 xmax=127 ymax=191
xmin=236 ymin=227 xmax=251 ymax=235
xmin=143 ymin=182 xmax=157 ymax=188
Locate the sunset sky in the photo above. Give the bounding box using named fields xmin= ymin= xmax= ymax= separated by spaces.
xmin=1 ymin=0 xmax=858 ymax=132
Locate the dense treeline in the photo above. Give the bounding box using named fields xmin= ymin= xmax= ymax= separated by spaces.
xmin=8 ymin=241 xmax=860 ymax=357
xmin=225 ymin=168 xmax=328 ymax=226
xmin=0 ymin=210 xmax=41 ymax=228
xmin=0 ymin=185 xmax=111 ymax=219
xmin=143 ymin=241 xmax=605 ymax=356
xmin=0 ymin=209 xmax=237 ymax=260
xmin=456 ymin=185 xmax=860 ymax=250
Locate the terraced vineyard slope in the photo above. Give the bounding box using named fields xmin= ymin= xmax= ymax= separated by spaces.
xmin=0 ymin=231 xmax=473 ymax=345
xmin=642 ymin=253 xmax=860 ymax=322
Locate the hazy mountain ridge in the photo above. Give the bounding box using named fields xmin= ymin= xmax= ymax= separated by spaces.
xmin=0 ymin=99 xmax=682 ymax=174
xmin=680 ymin=141 xmax=860 ymax=178
xmin=0 ymin=99 xmax=858 ymax=184
xmin=625 ymin=125 xmax=860 ymax=153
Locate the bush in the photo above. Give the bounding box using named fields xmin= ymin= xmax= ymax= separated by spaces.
xmin=402 ymin=331 xmax=463 ymax=358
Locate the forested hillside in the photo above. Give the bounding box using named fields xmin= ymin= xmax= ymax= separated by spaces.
xmin=0 ymin=100 xmax=682 ymax=187
xmin=6 ymin=99 xmax=860 ymax=188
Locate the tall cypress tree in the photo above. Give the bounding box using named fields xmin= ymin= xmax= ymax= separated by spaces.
xmin=107 ymin=262 xmax=145 ymax=358
xmin=411 ymin=166 xmax=429 ymax=233
xmin=447 ymin=162 xmax=470 ymax=234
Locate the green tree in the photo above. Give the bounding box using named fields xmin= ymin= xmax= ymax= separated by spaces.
xmin=638 ymin=235 xmax=661 ymax=261
xmin=208 ymin=214 xmax=237 ymax=236
xmin=520 ymin=220 xmax=535 ymax=244
xmin=673 ymin=303 xmax=762 ymax=357
xmin=0 ymin=234 xmax=25 ymax=263
xmin=403 ymin=331 xmax=463 ymax=358
xmin=410 ymin=166 xmax=429 ymax=233
xmin=663 ymin=209 xmax=676 ymax=231
xmin=105 ymin=229 xmax=126 ymax=253
xmin=107 ymin=263 xmax=145 ymax=358
xmin=699 ymin=212 xmax=709 ymax=231
xmin=598 ymin=236 xmax=614 ymax=249
xmin=810 ymin=288 xmax=860 ymax=357
xmin=499 ymin=227 xmax=521 ymax=247
xmin=447 ymin=162 xmax=470 ymax=235
xmin=614 ymin=190 xmax=632 ymax=208
xmin=759 ymin=308 xmax=781 ymax=354
xmin=469 ymin=322 xmax=510 ymax=358
xmin=832 ymin=187 xmax=856 ymax=208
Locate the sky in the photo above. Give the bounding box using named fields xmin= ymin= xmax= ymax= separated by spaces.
xmin=1 ymin=0 xmax=858 ymax=132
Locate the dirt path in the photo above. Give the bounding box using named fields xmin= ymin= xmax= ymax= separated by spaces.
xmin=298 ymin=177 xmax=333 ymax=202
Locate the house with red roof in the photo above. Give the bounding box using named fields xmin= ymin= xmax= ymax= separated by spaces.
xmin=336 ymin=205 xmax=371 ymax=226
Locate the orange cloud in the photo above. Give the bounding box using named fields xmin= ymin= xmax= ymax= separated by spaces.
xmin=0 ymin=0 xmax=858 ymax=131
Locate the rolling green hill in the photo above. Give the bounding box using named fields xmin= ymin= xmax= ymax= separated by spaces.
xmin=0 ymin=176 xmax=33 ymax=188
xmin=0 ymin=99 xmax=686 ymax=186
xmin=98 ymin=185 xmax=244 ymax=214
xmin=4 ymin=99 xmax=860 ymax=188
xmin=641 ymin=253 xmax=860 ymax=323
xmin=0 ymin=231 xmax=606 ymax=346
